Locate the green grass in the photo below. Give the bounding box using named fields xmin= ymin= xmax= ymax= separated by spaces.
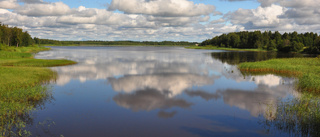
xmin=239 ymin=57 xmax=320 ymax=93
xmin=0 ymin=51 xmax=33 ymax=59
xmin=186 ymin=45 xmax=267 ymax=52
xmin=0 ymin=46 xmax=76 ymax=136
xmin=0 ymin=46 xmax=50 ymax=53
xmin=0 ymin=58 xmax=76 ymax=67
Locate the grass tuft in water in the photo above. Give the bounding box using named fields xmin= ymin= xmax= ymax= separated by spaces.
xmin=239 ymin=58 xmax=320 ymax=93
xmin=262 ymin=93 xmax=320 ymax=136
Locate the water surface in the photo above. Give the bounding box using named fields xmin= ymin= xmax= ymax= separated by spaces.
xmin=31 ymin=46 xmax=301 ymax=136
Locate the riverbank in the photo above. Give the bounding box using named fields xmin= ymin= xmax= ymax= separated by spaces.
xmin=239 ymin=57 xmax=320 ymax=93
xmin=0 ymin=46 xmax=76 ymax=136
xmin=186 ymin=46 xmax=267 ymax=52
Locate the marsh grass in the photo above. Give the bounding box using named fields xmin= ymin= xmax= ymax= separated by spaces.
xmin=0 ymin=46 xmax=76 ymax=136
xmin=0 ymin=59 xmax=76 ymax=67
xmin=239 ymin=58 xmax=320 ymax=93
xmin=262 ymin=93 xmax=320 ymax=136
xmin=0 ymin=86 xmax=53 ymax=137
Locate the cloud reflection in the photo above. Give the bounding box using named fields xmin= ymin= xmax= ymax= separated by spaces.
xmin=113 ymin=88 xmax=192 ymax=112
xmin=186 ymin=77 xmax=297 ymax=119
xmin=35 ymin=47 xmax=299 ymax=119
xmin=109 ymin=73 xmax=217 ymax=97
xmin=157 ymin=111 xmax=177 ymax=119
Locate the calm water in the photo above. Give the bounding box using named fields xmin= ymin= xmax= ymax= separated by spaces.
xmin=31 ymin=46 xmax=302 ymax=137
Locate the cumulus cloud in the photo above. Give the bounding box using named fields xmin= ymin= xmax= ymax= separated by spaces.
xmin=1 ymin=0 xmax=319 ymax=42
xmin=14 ymin=2 xmax=71 ymax=16
xmin=257 ymin=0 xmax=281 ymax=7
xmin=0 ymin=0 xmax=225 ymax=41
xmin=224 ymin=0 xmax=320 ymax=33
xmin=19 ymin=0 xmax=45 ymax=4
xmin=225 ymin=4 xmax=287 ymax=30
xmin=108 ymin=0 xmax=218 ymax=17
xmin=0 ymin=0 xmax=19 ymax=9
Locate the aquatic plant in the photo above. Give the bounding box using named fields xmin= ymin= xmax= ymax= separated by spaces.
xmin=261 ymin=93 xmax=320 ymax=136
xmin=0 ymin=85 xmax=53 ymax=137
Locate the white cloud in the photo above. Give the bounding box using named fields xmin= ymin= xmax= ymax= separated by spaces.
xmin=1 ymin=0 xmax=319 ymax=41
xmin=14 ymin=2 xmax=71 ymax=16
xmin=108 ymin=0 xmax=218 ymax=17
xmin=225 ymin=4 xmax=287 ymax=29
xmin=218 ymin=0 xmax=320 ymax=34
xmin=0 ymin=0 xmax=19 ymax=9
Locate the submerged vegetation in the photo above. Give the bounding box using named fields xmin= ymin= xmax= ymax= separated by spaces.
xmin=240 ymin=57 xmax=320 ymax=136
xmin=0 ymin=46 xmax=76 ymax=136
xmin=201 ymin=31 xmax=320 ymax=54
xmin=262 ymin=93 xmax=320 ymax=137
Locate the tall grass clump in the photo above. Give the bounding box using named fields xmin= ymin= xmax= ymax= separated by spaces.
xmin=0 ymin=86 xmax=53 ymax=137
xmin=262 ymin=93 xmax=320 ymax=136
xmin=239 ymin=57 xmax=320 ymax=93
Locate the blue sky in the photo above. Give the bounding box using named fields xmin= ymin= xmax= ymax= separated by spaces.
xmin=0 ymin=0 xmax=319 ymax=42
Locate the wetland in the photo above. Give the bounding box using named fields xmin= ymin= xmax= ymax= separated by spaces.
xmin=2 ymin=46 xmax=319 ymax=136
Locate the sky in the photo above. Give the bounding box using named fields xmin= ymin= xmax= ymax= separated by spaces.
xmin=0 ymin=0 xmax=319 ymax=42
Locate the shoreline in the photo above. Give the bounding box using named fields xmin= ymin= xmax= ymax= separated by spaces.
xmin=0 ymin=46 xmax=76 ymax=136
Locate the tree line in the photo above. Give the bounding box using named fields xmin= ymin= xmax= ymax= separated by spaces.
xmin=34 ymin=39 xmax=197 ymax=46
xmin=201 ymin=31 xmax=320 ymax=54
xmin=1 ymin=23 xmax=197 ymax=48
xmin=0 ymin=23 xmax=34 ymax=47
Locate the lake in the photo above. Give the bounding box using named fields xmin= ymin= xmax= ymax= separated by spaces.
xmin=30 ymin=46 xmax=303 ymax=136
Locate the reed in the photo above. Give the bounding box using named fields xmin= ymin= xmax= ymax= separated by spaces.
xmin=262 ymin=93 xmax=320 ymax=136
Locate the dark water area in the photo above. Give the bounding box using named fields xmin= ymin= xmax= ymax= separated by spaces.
xmin=30 ymin=46 xmax=305 ymax=137
xmin=210 ymin=51 xmax=317 ymax=65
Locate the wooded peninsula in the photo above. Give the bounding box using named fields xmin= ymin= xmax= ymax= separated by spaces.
xmin=200 ymin=31 xmax=320 ymax=54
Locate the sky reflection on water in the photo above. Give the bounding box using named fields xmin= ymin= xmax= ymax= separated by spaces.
xmin=32 ymin=46 xmax=298 ymax=136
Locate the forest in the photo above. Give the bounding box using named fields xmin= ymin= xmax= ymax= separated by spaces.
xmin=34 ymin=39 xmax=197 ymax=46
xmin=0 ymin=23 xmax=34 ymax=47
xmin=201 ymin=31 xmax=320 ymax=54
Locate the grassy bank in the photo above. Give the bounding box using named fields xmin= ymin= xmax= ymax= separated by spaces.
xmin=0 ymin=46 xmax=76 ymax=136
xmin=239 ymin=57 xmax=320 ymax=93
xmin=186 ymin=46 xmax=267 ymax=52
